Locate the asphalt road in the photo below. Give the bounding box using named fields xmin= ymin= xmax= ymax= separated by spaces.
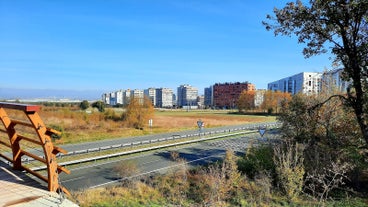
xmin=59 ymin=122 xmax=275 ymax=153
xmin=60 ymin=131 xmax=265 ymax=191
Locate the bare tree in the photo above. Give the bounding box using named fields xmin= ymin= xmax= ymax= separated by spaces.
xmin=305 ymin=161 xmax=353 ymax=204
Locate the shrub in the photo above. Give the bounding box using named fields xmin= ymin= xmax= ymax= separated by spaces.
xmin=237 ymin=143 xmax=276 ymax=179
xmin=47 ymin=124 xmax=64 ymax=141
xmin=273 ymin=140 xmax=305 ymax=202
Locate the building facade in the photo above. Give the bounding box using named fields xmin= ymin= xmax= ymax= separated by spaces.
xmin=204 ymin=86 xmax=213 ymax=108
xmin=197 ymin=95 xmax=205 ymax=109
xmin=144 ymin=88 xmax=156 ymax=106
xmin=268 ymin=72 xmax=322 ymax=95
xmin=123 ymin=89 xmax=131 ymax=105
xmin=156 ymin=88 xmax=174 ymax=108
xmin=213 ymin=82 xmax=255 ymax=109
xmin=177 ymin=84 xmax=198 ymax=108
xmin=254 ymin=90 xmax=266 ymax=107
xmin=131 ymin=89 xmax=144 ymax=104
xmin=115 ymin=90 xmax=123 ymax=105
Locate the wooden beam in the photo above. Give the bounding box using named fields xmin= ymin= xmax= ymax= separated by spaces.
xmin=21 ymin=166 xmax=48 ymax=183
xmin=18 ymin=135 xmax=43 ymax=146
xmin=21 ymin=150 xmax=47 ymax=164
xmin=11 ymin=119 xmax=34 ymax=128
xmin=0 ymin=102 xmax=40 ymax=112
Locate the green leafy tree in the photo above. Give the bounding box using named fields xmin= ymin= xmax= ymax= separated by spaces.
xmin=92 ymin=100 xmax=105 ymax=112
xmin=79 ymin=100 xmax=90 ymax=110
xmin=263 ymin=0 xmax=368 ymax=146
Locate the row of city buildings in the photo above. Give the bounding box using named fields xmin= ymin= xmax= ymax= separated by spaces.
xmin=102 ymin=69 xmax=349 ymax=109
xmin=102 ymin=82 xmax=256 ymax=109
xmin=102 ymin=85 xmax=201 ymax=109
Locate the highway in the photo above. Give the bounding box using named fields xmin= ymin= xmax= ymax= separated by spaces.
xmin=58 ymin=122 xmax=276 ymax=155
xmin=7 ymin=122 xmax=276 ymax=164
xmin=60 ymin=131 xmax=267 ymax=191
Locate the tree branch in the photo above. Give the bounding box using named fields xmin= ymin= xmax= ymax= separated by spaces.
xmin=308 ymin=94 xmax=347 ymax=113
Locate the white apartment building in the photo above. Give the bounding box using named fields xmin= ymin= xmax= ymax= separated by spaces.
xmin=123 ymin=89 xmax=131 ymax=105
xmin=156 ymin=88 xmax=173 ymax=108
xmin=144 ymin=88 xmax=156 ymax=106
xmin=131 ymin=89 xmax=144 ymax=104
xmin=115 ymin=90 xmax=123 ymax=105
xmin=177 ymin=84 xmax=198 ymax=108
xmin=268 ymin=72 xmax=322 ymax=95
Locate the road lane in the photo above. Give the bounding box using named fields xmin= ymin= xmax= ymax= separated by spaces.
xmin=60 ymin=132 xmax=264 ymax=191
xmin=59 ymin=122 xmax=276 ymax=153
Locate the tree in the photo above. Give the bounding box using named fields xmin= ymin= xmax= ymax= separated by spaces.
xmin=263 ymin=0 xmax=368 ymax=146
xmin=124 ymin=96 xmax=154 ymax=129
xmin=92 ymin=100 xmax=105 ymax=112
xmin=261 ymin=90 xmax=291 ymax=114
xmin=237 ymin=90 xmax=255 ymax=112
xmin=79 ymin=100 xmax=90 ymax=110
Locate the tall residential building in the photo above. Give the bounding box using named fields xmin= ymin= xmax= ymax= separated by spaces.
xmin=102 ymin=93 xmax=110 ymax=105
xmin=197 ymin=95 xmax=205 ymax=109
xmin=213 ymin=82 xmax=255 ymax=109
xmin=177 ymin=84 xmax=198 ymax=108
xmin=109 ymin=92 xmax=116 ymax=105
xmin=144 ymin=88 xmax=156 ymax=106
xmin=115 ymin=90 xmax=123 ymax=105
xmin=131 ymin=89 xmax=144 ymax=104
xmin=123 ymin=89 xmax=131 ymax=105
xmin=172 ymin=94 xmax=177 ymax=107
xmin=156 ymin=88 xmax=173 ymax=108
xmin=268 ymin=72 xmax=322 ymax=95
xmin=204 ymin=86 xmax=213 ymax=107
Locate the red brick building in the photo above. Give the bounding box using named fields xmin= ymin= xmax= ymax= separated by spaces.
xmin=213 ymin=82 xmax=255 ymax=109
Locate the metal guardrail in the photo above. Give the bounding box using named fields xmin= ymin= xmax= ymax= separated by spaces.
xmin=22 ymin=122 xmax=280 ymax=163
xmin=62 ymin=122 xmax=279 ymax=157
xmin=31 ymin=122 xmax=280 ymax=171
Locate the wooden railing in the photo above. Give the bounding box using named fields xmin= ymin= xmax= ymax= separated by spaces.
xmin=0 ymin=102 xmax=70 ymax=195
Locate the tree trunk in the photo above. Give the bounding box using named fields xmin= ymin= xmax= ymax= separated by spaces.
xmin=347 ymin=55 xmax=368 ymax=147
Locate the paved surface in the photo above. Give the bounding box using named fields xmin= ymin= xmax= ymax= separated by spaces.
xmin=0 ymin=162 xmax=78 ymax=207
xmin=60 ymin=131 xmax=268 ymax=191
xmin=59 ymin=122 xmax=275 ymax=153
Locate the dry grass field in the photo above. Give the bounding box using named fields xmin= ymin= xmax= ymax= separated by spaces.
xmin=154 ymin=110 xmax=274 ymax=129
xmin=32 ymin=107 xmax=275 ymax=144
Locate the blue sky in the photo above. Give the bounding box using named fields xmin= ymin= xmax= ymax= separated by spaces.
xmin=0 ymin=0 xmax=332 ymax=99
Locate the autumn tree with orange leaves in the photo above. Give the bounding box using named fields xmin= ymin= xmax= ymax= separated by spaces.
xmin=237 ymin=90 xmax=256 ymax=113
xmin=123 ymin=96 xmax=154 ymax=129
xmin=261 ymin=90 xmax=291 ymax=114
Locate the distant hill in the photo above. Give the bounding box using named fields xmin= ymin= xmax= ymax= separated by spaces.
xmin=0 ymin=88 xmax=103 ymax=101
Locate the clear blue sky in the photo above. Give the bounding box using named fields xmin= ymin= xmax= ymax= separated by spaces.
xmin=0 ymin=0 xmax=332 ymax=99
